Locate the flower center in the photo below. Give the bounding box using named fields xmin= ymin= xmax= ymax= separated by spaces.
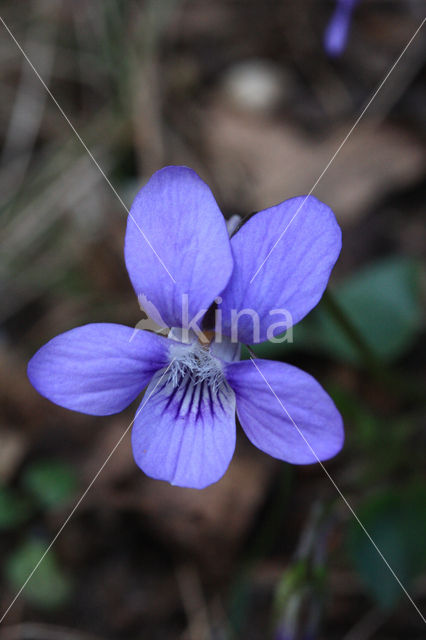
xmin=168 ymin=341 xmax=225 ymax=391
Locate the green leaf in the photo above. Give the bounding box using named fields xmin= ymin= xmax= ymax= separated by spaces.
xmin=314 ymin=257 xmax=421 ymax=363
xmin=22 ymin=460 xmax=77 ymax=509
xmin=247 ymin=257 xmax=422 ymax=365
xmin=6 ymin=539 xmax=72 ymax=609
xmin=0 ymin=487 xmax=32 ymax=530
xmin=347 ymin=486 xmax=426 ymax=609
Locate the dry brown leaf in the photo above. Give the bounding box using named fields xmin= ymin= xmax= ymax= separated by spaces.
xmin=203 ymin=102 xmax=425 ymax=224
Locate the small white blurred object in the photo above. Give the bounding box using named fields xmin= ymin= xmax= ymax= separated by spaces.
xmin=220 ymin=58 xmax=287 ymax=113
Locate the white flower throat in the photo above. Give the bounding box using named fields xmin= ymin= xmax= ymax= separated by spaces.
xmin=168 ymin=340 xmax=225 ymax=392
xmin=157 ymin=338 xmax=233 ymax=423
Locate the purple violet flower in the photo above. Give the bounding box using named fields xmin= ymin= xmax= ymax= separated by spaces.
xmin=324 ymin=0 xmax=360 ymax=57
xmin=28 ymin=166 xmax=344 ymax=489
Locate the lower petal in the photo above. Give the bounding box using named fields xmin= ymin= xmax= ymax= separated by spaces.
xmin=28 ymin=324 xmax=170 ymax=415
xmin=225 ymin=359 xmax=344 ymax=464
xmin=132 ymin=369 xmax=236 ymax=489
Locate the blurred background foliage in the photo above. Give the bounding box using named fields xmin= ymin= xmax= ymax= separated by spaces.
xmin=0 ymin=0 xmax=425 ymax=638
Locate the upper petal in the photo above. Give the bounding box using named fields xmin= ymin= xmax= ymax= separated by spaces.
xmin=218 ymin=196 xmax=341 ymax=343
xmin=132 ymin=368 xmax=236 ymax=489
xmin=125 ymin=166 xmax=233 ymax=329
xmin=225 ymin=359 xmax=344 ymax=464
xmin=28 ymin=324 xmax=170 ymax=415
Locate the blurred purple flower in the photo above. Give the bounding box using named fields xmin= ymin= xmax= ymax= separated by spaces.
xmin=276 ymin=631 xmax=315 ymax=640
xmin=28 ymin=166 xmax=343 ymax=489
xmin=324 ymin=0 xmax=360 ymax=57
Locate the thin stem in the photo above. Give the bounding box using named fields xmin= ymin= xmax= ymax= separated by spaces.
xmin=322 ymin=290 xmax=382 ymax=377
xmin=322 ymin=290 xmax=423 ymax=402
